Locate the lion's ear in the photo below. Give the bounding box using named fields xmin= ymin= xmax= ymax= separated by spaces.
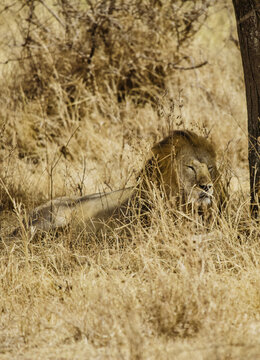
xmin=171 ymin=130 xmax=192 ymax=141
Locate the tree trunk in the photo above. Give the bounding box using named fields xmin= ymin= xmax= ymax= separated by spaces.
xmin=232 ymin=0 xmax=260 ymax=218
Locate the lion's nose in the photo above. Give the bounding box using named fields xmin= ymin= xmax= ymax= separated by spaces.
xmin=199 ymin=184 xmax=212 ymax=192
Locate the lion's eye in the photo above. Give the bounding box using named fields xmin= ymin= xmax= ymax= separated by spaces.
xmin=186 ymin=165 xmax=195 ymax=171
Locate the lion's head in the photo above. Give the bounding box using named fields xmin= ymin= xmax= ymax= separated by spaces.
xmin=139 ymin=130 xmax=223 ymax=211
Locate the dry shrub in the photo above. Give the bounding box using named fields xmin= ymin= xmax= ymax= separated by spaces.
xmin=16 ymin=0 xmax=212 ymax=101
xmin=2 ymin=0 xmax=213 ymax=120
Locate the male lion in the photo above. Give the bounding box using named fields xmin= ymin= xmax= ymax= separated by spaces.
xmin=10 ymin=130 xmax=225 ymax=235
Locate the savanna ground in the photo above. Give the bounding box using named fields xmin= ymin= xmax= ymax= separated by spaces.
xmin=0 ymin=1 xmax=260 ymax=359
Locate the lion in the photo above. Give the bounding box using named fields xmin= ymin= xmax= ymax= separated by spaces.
xmin=9 ymin=130 xmax=225 ymax=236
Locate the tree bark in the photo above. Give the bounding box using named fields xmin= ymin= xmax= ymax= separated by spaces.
xmin=232 ymin=0 xmax=260 ymax=218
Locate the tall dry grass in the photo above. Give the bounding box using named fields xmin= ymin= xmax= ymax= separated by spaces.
xmin=0 ymin=0 xmax=259 ymax=359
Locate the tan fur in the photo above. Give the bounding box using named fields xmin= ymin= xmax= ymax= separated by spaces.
xmin=11 ymin=130 xmax=225 ymax=235
xmin=11 ymin=188 xmax=134 ymax=235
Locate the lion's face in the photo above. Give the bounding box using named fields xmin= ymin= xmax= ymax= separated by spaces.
xmin=179 ymin=158 xmax=215 ymax=207
xmin=146 ymin=130 xmax=220 ymax=210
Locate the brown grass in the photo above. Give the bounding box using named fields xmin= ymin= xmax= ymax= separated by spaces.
xmin=1 ymin=0 xmax=259 ymax=359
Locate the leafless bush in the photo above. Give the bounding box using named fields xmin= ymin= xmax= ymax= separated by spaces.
xmin=3 ymin=0 xmax=213 ymax=113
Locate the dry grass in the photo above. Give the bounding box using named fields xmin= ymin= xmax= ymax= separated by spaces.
xmin=0 ymin=0 xmax=260 ymax=359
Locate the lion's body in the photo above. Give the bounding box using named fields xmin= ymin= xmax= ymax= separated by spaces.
xmin=10 ymin=130 xmax=225 ymax=235
xmin=11 ymin=188 xmax=134 ymax=235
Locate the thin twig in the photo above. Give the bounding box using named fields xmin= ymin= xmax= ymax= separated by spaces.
xmin=170 ymin=61 xmax=208 ymax=71
xmin=0 ymin=2 xmax=17 ymax=14
xmin=48 ymin=126 xmax=79 ymax=222
xmin=38 ymin=0 xmax=65 ymax=28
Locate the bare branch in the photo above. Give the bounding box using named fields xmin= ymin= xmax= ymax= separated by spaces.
xmin=38 ymin=0 xmax=65 ymax=28
xmin=170 ymin=61 xmax=208 ymax=71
